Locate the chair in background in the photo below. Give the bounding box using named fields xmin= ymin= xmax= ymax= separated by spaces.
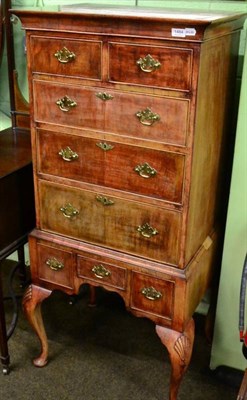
xmin=0 ymin=0 xmax=35 ymax=374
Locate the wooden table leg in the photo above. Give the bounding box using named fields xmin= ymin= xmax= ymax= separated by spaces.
xmin=0 ymin=269 xmax=10 ymax=375
xmin=17 ymin=245 xmax=27 ymax=286
xmin=88 ymin=285 xmax=97 ymax=307
xmin=22 ymin=284 xmax=52 ymax=367
xmin=156 ymin=318 xmax=195 ymax=400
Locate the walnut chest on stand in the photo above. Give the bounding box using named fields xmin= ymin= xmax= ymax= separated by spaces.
xmin=14 ymin=5 xmax=246 ymax=399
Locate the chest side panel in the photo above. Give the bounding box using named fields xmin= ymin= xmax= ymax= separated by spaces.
xmin=185 ymin=32 xmax=241 ymax=264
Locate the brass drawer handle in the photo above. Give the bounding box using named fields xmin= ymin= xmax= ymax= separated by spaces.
xmin=134 ymin=162 xmax=157 ymax=178
xmin=137 ymin=223 xmax=158 ymax=238
xmin=136 ymin=54 xmax=161 ymax=73
xmin=136 ymin=108 xmax=160 ymax=126
xmin=56 ymin=96 xmax=77 ymax=112
xmin=96 ymin=142 xmax=114 ymax=151
xmin=96 ymin=92 xmax=114 ymax=101
xmin=58 ymin=146 xmax=79 ymax=162
xmin=91 ymin=264 xmax=111 ymax=279
xmin=96 ymin=195 xmax=114 ymax=206
xmin=141 ymin=286 xmax=163 ymax=301
xmin=60 ymin=203 xmax=79 ymax=218
xmin=54 ymin=47 xmax=76 ymax=64
xmin=46 ymin=257 xmax=64 ymax=272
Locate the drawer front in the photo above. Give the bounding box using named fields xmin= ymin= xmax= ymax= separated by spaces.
xmin=35 ymin=242 xmax=74 ymax=289
xmin=33 ymin=80 xmax=189 ymax=146
xmin=30 ymin=35 xmax=102 ymax=80
xmin=108 ymin=42 xmax=193 ymax=92
xmin=131 ymin=272 xmax=174 ymax=321
xmin=37 ymin=129 xmax=185 ymax=204
xmin=39 ymin=180 xmax=181 ymax=265
xmin=77 ymin=255 xmax=126 ymax=290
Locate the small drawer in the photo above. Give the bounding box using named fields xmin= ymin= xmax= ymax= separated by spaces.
xmin=39 ymin=180 xmax=181 ymax=265
xmin=77 ymin=255 xmax=126 ymax=290
xmin=36 ymin=243 xmax=74 ymax=289
xmin=33 ymin=80 xmax=189 ymax=146
xmin=30 ymin=35 xmax=102 ymax=80
xmin=37 ymin=129 xmax=185 ymax=204
xmin=131 ymin=272 xmax=174 ymax=321
xmin=108 ymin=42 xmax=193 ymax=92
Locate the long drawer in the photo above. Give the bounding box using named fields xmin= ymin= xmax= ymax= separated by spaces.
xmin=33 ymin=80 xmax=189 ymax=146
xmin=37 ymin=129 xmax=185 ymax=204
xmin=39 ymin=180 xmax=181 ymax=265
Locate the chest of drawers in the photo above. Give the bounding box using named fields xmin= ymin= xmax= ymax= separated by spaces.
xmin=15 ymin=5 xmax=245 ymax=399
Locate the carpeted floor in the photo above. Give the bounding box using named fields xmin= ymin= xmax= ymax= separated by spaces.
xmin=0 ymin=260 xmax=242 ymax=399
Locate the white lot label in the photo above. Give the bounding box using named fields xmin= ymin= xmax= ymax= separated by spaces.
xmin=171 ymin=27 xmax=197 ymax=37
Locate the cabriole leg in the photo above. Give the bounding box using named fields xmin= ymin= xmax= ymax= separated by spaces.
xmin=22 ymin=284 xmax=52 ymax=367
xmin=156 ymin=318 xmax=195 ymax=400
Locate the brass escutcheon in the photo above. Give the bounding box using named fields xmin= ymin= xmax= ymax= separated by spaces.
xmin=59 ymin=146 xmax=79 ymax=162
xmin=137 ymin=222 xmax=158 ymax=238
xmin=54 ymin=47 xmax=76 ymax=64
xmin=141 ymin=286 xmax=163 ymax=301
xmin=46 ymin=257 xmax=64 ymax=272
xmin=56 ymin=96 xmax=77 ymax=112
xmin=91 ymin=264 xmax=111 ymax=279
xmin=134 ymin=162 xmax=157 ymax=178
xmin=136 ymin=54 xmax=161 ymax=73
xmin=96 ymin=195 xmax=114 ymax=206
xmin=136 ymin=107 xmax=160 ymax=126
xmin=96 ymin=142 xmax=114 ymax=151
xmin=60 ymin=203 xmax=79 ymax=218
xmin=96 ymin=92 xmax=114 ymax=101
